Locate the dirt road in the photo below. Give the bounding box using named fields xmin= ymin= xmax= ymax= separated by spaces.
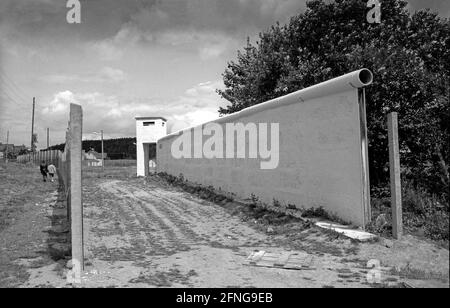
xmin=3 ymin=164 xmax=448 ymax=288
xmin=79 ymin=169 xmax=450 ymax=288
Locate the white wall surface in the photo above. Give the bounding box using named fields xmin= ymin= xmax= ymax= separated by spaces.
xmin=157 ymin=70 xmax=372 ymax=227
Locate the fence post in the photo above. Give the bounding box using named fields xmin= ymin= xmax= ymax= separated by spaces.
xmin=69 ymin=104 xmax=84 ymax=274
xmin=65 ymin=130 xmax=71 ymax=222
xmin=387 ymin=112 xmax=403 ymax=239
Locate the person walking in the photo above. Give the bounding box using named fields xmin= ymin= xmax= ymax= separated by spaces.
xmin=39 ymin=160 xmax=48 ymax=182
xmin=47 ymin=163 xmax=57 ymax=182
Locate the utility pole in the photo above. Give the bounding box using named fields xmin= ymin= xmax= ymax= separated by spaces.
xmin=5 ymin=130 xmax=9 ymax=163
xmin=31 ymin=97 xmax=35 ymax=153
xmin=47 ymin=128 xmax=49 ymax=149
xmin=101 ymin=130 xmax=104 ymax=171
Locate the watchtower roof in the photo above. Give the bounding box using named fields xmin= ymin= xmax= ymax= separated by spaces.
xmin=135 ymin=116 xmax=167 ymax=122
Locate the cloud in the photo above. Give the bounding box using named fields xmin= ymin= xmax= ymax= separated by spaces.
xmin=2 ymin=0 xmax=447 ymax=54
xmin=99 ymin=67 xmax=126 ymax=82
xmin=42 ymin=67 xmax=126 ymax=84
xmin=42 ymin=90 xmax=74 ymax=114
xmin=85 ymin=0 xmax=307 ymax=61
xmin=90 ymin=41 xmax=124 ymax=61
xmin=40 ymin=80 xmax=226 ymax=139
xmin=170 ymin=109 xmax=219 ymax=133
xmin=88 ymin=23 xmax=240 ymax=62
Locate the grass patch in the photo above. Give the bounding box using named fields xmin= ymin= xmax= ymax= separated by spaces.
xmin=369 ymin=184 xmax=449 ymax=246
xmin=300 ymin=207 xmax=350 ymax=225
xmin=389 ymin=264 xmax=449 ymax=283
xmin=129 ymin=268 xmax=197 ymax=287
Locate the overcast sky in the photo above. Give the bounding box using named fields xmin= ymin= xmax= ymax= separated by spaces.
xmin=0 ymin=0 xmax=448 ymax=148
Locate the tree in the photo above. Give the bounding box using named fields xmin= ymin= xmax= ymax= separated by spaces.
xmin=218 ymin=0 xmax=449 ymax=199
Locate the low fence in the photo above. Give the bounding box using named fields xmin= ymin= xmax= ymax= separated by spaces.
xmin=16 ymin=149 xmax=62 ymax=166
xmin=104 ymin=159 xmax=137 ymax=167
xmin=157 ymin=69 xmax=373 ymax=227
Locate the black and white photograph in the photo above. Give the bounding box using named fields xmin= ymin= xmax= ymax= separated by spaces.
xmin=0 ymin=0 xmax=449 ymax=292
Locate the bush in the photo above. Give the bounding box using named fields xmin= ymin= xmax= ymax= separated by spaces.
xmin=370 ymin=182 xmax=449 ymax=243
xmin=218 ymin=0 xmax=449 ymax=216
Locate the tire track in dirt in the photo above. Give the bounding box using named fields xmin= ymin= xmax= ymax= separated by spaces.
xmin=129 ymin=188 xmax=209 ymax=241
xmin=86 ymin=190 xmax=123 ymax=237
xmin=134 ymin=196 xmax=206 ymax=246
xmin=101 ymin=179 xmax=269 ymax=255
xmin=136 ymin=180 xmax=227 ymax=222
xmin=110 ymin=192 xmax=166 ymax=257
xmin=84 ymin=185 xmax=143 ymax=261
xmin=100 ymin=181 xmax=196 ymax=255
xmin=128 ymin=181 xmax=207 ymax=221
xmin=97 ymin=182 xmax=170 ymax=254
xmin=123 ymin=181 xmax=247 ymax=243
xmin=128 ymin=182 xmax=230 ymax=228
xmin=85 ymin=181 xmax=173 ymax=260
xmin=122 ymin=179 xmax=270 ymax=248
xmin=146 ymin=191 xmax=270 ymax=247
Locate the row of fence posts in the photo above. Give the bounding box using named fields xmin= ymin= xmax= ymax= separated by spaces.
xmin=15 ymin=103 xmax=84 ymax=283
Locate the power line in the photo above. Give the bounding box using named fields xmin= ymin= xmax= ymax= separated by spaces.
xmin=0 ymin=81 xmax=29 ymax=108
xmin=0 ymin=83 xmax=29 ymax=107
xmin=0 ymin=71 xmax=31 ymax=102
xmin=0 ymin=76 xmax=28 ymax=103
xmin=0 ymin=89 xmax=28 ymax=108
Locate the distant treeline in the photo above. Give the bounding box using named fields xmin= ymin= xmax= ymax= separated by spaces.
xmin=47 ymin=137 xmax=156 ymax=160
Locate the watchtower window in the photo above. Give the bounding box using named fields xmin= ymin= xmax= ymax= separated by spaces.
xmin=143 ymin=121 xmax=155 ymax=126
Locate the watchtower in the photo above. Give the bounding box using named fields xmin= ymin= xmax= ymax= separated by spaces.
xmin=135 ymin=116 xmax=167 ymax=176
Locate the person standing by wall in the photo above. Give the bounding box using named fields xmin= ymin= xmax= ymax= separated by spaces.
xmin=39 ymin=160 xmax=48 ymax=182
xmin=47 ymin=163 xmax=57 ymax=182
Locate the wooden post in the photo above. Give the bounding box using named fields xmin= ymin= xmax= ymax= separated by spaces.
xmin=387 ymin=112 xmax=403 ymax=239
xmin=5 ymin=130 xmax=9 ymax=163
xmin=31 ymin=97 xmax=35 ymax=155
xmin=69 ymin=104 xmax=84 ymax=275
xmin=101 ymin=130 xmax=104 ymax=171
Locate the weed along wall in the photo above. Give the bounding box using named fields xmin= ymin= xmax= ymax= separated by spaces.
xmin=157 ymin=69 xmax=373 ymax=227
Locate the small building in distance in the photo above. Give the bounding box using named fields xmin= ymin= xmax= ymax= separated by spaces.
xmin=13 ymin=145 xmax=27 ymax=154
xmin=0 ymin=143 xmax=27 ymax=159
xmin=83 ymin=149 xmax=107 ymax=167
xmin=0 ymin=143 xmax=13 ymax=154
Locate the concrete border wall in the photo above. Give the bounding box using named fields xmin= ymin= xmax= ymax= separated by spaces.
xmin=157 ymin=69 xmax=373 ymax=227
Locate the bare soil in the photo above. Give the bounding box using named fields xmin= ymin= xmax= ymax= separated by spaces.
xmin=1 ymin=163 xmax=448 ymax=288
xmin=0 ymin=162 xmax=70 ymax=288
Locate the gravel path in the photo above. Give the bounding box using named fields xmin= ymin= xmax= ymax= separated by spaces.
xmin=81 ymin=176 xmax=378 ymax=287
xmin=2 ymin=164 xmax=447 ymax=288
